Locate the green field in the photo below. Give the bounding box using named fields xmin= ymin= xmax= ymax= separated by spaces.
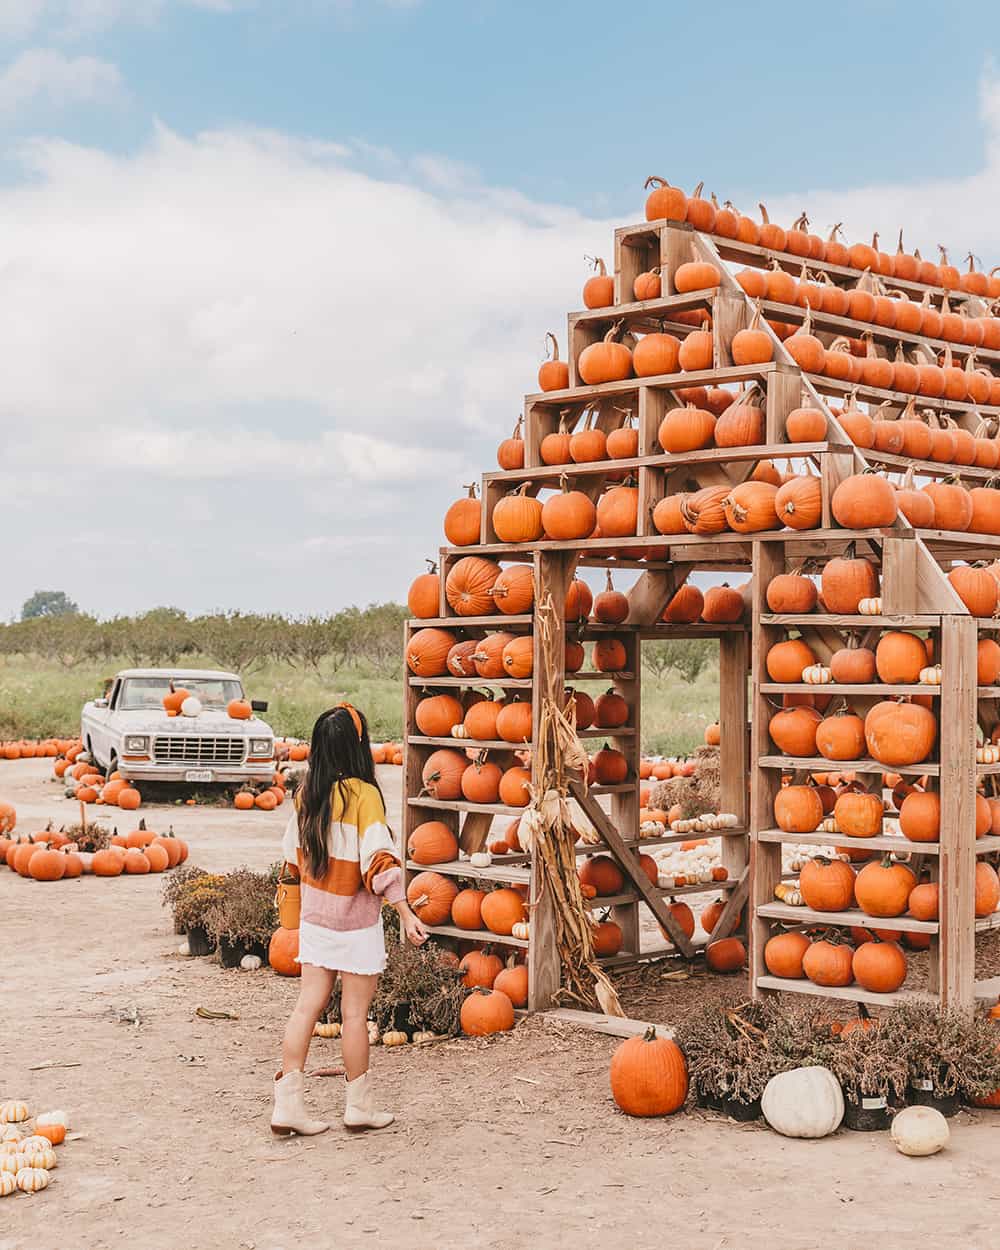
xmin=0 ymin=650 xmax=718 ymax=757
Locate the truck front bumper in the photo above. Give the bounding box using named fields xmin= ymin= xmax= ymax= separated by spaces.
xmin=116 ymin=763 xmax=275 ymax=784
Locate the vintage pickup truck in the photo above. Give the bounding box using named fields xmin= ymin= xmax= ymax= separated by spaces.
xmin=81 ymin=668 xmax=276 ymax=784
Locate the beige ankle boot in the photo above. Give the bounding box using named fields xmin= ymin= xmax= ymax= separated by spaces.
xmin=271 ymin=1070 xmax=330 ymax=1136
xmin=343 ymin=1071 xmax=394 ymax=1131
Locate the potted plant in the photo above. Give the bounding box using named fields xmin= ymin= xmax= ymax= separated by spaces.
xmin=676 ymin=1000 xmax=795 ymax=1119
xmin=820 ymin=1019 xmax=908 ymax=1130
xmin=203 ymin=867 xmax=278 ymax=968
xmin=166 ymin=871 xmax=225 ymax=955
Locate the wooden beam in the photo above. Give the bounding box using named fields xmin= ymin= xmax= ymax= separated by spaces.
xmin=543 ymin=1007 xmax=667 ymax=1039
xmin=569 ymin=779 xmax=696 ymax=958
xmin=708 ymin=866 xmax=750 ymax=942
xmin=938 ymin=614 xmax=977 ymax=1013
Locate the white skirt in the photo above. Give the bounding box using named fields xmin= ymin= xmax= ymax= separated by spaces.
xmin=297 ymin=918 xmax=387 ymax=976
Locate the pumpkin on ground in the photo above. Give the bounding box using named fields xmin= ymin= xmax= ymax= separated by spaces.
xmin=609 ymin=1026 xmax=688 ymax=1117
xmin=269 ymin=927 xmax=302 ymax=976
xmin=460 ymin=987 xmax=515 ymax=1036
xmin=890 ymin=1105 xmax=949 ymax=1156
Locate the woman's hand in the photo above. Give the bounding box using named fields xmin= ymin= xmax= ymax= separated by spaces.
xmin=395 ymin=902 xmax=429 ymax=946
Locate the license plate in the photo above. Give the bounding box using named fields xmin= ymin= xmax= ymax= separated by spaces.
xmin=184 ymin=769 xmax=213 ymax=783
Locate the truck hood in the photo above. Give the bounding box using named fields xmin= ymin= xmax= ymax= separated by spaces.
xmin=84 ymin=705 xmax=273 ymax=737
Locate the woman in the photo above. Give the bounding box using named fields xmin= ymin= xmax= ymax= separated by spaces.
xmin=271 ymin=704 xmax=428 ymax=1136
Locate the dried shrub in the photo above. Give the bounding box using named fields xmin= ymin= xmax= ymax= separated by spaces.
xmin=327 ymin=934 xmax=467 ymax=1037
xmin=202 ymin=867 xmax=278 ymax=946
xmin=817 ymin=1020 xmax=909 ymax=1106
xmin=166 ymin=872 xmax=226 ymax=931
xmin=59 ymin=820 xmax=108 ymax=853
xmin=675 ymin=999 xmax=803 ymax=1104
xmin=879 ymin=1003 xmax=1000 ymax=1100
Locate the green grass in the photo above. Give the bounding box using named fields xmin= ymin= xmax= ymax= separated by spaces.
xmin=0 ymin=651 xmax=719 ymax=756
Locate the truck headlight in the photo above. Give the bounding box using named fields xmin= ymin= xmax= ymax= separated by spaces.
xmin=124 ymin=735 xmax=150 ymax=753
xmin=249 ymin=738 xmax=273 ymax=758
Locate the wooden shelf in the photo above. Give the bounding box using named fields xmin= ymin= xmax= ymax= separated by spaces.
xmin=755 ymin=974 xmax=933 ymax=1007
xmin=407 ymin=615 xmax=532 ymax=629
xmin=524 ymin=362 xmax=778 ymax=406
xmin=863 ymin=451 xmax=1000 ymax=485
xmin=590 ymin=879 xmax=737 ymax=908
xmin=761 ymin=682 xmax=943 ymax=697
xmin=576 ymin=829 xmax=748 ymax=852
xmin=758 ymin=297 xmax=1000 ymax=369
xmin=757 ymin=901 xmax=938 ymax=933
xmin=407 ymin=676 xmax=532 ymax=689
xmin=423 ymin=922 xmax=529 ymax=948
xmin=756 ymin=828 xmax=933 ymax=854
xmin=569 ymin=671 xmax=636 ymax=681
xmin=757 ymin=755 xmax=938 ymax=777
xmin=407 ymin=797 xmax=527 ymax=816
xmin=407 ymin=736 xmax=528 ymax=750
xmin=760 ymin=613 xmax=943 ymax=628
xmin=405 ymin=858 xmax=529 ymax=884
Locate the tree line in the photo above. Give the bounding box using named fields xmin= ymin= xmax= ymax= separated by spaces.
xmin=0 ymin=605 xmax=409 ymax=677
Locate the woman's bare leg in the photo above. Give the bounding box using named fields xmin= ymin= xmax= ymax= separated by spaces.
xmin=339 ymin=972 xmax=379 ymax=1080
xmin=281 ymin=964 xmax=337 ymax=1075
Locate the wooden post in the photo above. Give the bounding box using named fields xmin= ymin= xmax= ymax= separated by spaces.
xmin=764 ymin=366 xmax=803 ymax=444
xmin=609 ymin=628 xmax=640 ymax=956
xmin=528 ymin=549 xmax=574 ymax=1011
xmin=881 ymin=537 xmax=918 ymax=615
xmin=749 ymin=542 xmax=785 ymax=996
xmin=719 ymin=630 xmax=750 ymax=891
xmin=938 ymin=614 xmax=977 ymax=1012
xmin=713 ymin=292 xmax=748 ymax=369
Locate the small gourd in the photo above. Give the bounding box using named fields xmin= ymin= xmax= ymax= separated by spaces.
xmin=774 ymin=882 xmax=804 ymax=905
xmin=858 ymin=596 xmax=883 ymax=615
xmin=919 ymin=665 xmax=942 ymax=685
xmin=15 ymin=1167 xmax=49 ymax=1193
xmin=978 ymin=745 xmax=1000 ymax=764
xmin=0 ymin=1128 xmax=22 ymax=1144
xmin=240 ymin=954 xmax=262 ymax=971
xmin=818 ymin=817 xmax=838 ymax=833
xmin=802 ymin=664 xmax=832 ymax=685
xmin=511 ymin=921 xmax=531 ymax=940
xmin=0 ymin=1103 xmax=29 ymax=1125
xmin=382 ymin=1030 xmax=408 ymax=1047
xmin=17 ymin=1137 xmax=52 ymax=1156
xmin=178 ymin=940 xmax=192 ymax=956
xmin=367 ymin=1021 xmax=381 ymax=1044
xmin=469 ymin=851 xmax=493 ymax=868
xmin=0 ymin=1154 xmax=27 ymax=1174
xmin=412 ymin=1030 xmax=438 ymax=1044
xmin=450 ymin=724 xmax=471 ymax=739
xmin=23 ymin=1147 xmax=57 ymax=1171
xmin=0 ymin=1171 xmax=14 ymax=1197
xmin=313 ymin=1021 xmax=341 ymax=1038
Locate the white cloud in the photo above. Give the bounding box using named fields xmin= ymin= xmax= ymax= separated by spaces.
xmin=0 ymin=45 xmax=119 ymax=111
xmin=0 ymin=123 xmax=608 ymax=618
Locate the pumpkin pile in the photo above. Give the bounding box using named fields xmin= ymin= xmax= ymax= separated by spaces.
xmin=0 ymin=1104 xmax=71 ymax=1196
xmin=232 ymin=773 xmax=287 ymax=811
xmin=52 ymin=748 xmax=143 ymax=810
xmin=1 ymin=737 xmax=79 ymax=761
xmin=0 ymin=817 xmax=189 ymax=881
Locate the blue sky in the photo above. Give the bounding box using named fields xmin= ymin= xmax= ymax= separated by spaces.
xmin=2 ymin=0 xmax=1000 ymax=620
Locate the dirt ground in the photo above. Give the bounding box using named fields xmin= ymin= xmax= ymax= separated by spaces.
xmin=3 ymin=758 xmax=1000 ymax=1250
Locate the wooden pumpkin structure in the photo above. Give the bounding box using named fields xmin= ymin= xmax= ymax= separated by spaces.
xmin=401 ymin=188 xmax=1000 ymax=1017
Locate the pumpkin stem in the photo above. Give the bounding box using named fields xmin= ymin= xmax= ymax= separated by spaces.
xmin=605 ymin=569 xmax=614 ymax=593
xmin=544 ymin=331 xmax=561 ymax=362
xmin=585 ymin=254 xmax=607 ymax=277
xmin=872 ymin=230 xmax=880 ymax=250
xmin=897 ymin=228 xmax=906 ymax=254
xmin=644 ymin=175 xmax=669 ymax=190
xmin=463 ymin=482 xmax=479 ymax=499
xmin=424 ymin=557 xmax=438 ymax=574
xmin=938 ymin=244 xmax=950 ymax=265
xmin=692 ymin=180 xmax=705 ymax=199
xmin=759 ymin=202 xmax=771 ymax=225
xmin=642 ymin=1025 xmax=659 ymax=1042
xmin=967 ymin=252 xmax=980 ymax=273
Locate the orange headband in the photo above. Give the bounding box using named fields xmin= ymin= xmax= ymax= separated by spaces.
xmin=334 ymin=702 xmax=363 ymax=738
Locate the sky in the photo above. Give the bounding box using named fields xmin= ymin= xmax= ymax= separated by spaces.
xmin=3 ymin=0 xmax=1000 ymax=619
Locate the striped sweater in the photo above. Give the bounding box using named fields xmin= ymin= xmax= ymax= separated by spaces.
xmin=281 ymin=778 xmax=404 ymax=931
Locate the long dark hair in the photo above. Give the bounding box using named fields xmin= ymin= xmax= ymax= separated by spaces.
xmin=298 ymin=706 xmax=387 ymax=881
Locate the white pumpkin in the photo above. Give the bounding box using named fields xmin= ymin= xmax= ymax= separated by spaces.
xmin=180 ymin=696 xmax=203 ymax=717
xmin=0 ymin=1103 xmax=29 ymax=1125
xmin=23 ymin=1147 xmax=57 ymax=1171
xmin=469 ymin=851 xmax=493 ymax=868
xmin=0 ymin=1153 xmax=27 ymax=1174
xmin=761 ymin=1066 xmax=844 ymax=1138
xmin=240 ymin=954 xmax=262 ymax=971
xmin=178 ymin=940 xmax=192 ymax=956
xmin=890 ymin=1105 xmax=949 ymax=1156
xmin=15 ymin=1166 xmax=49 ymax=1192
xmin=0 ymin=1171 xmax=14 ymax=1197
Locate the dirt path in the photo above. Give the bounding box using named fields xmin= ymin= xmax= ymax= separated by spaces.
xmin=3 ymin=759 xmax=999 ymax=1250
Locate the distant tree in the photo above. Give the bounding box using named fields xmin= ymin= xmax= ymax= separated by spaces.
xmin=21 ymin=589 xmax=79 ymax=620
xmin=643 ymin=638 xmax=715 ymax=683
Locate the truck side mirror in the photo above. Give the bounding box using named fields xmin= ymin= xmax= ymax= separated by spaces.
xmin=251 ymin=700 xmax=269 ymax=713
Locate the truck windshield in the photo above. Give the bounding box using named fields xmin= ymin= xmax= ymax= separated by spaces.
xmin=119 ymin=678 xmax=244 ymax=711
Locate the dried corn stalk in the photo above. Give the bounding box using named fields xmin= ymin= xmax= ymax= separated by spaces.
xmin=529 ymin=591 xmax=624 ymax=1016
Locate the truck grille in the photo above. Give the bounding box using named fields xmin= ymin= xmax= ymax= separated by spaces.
xmin=152 ymin=737 xmax=246 ymax=765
